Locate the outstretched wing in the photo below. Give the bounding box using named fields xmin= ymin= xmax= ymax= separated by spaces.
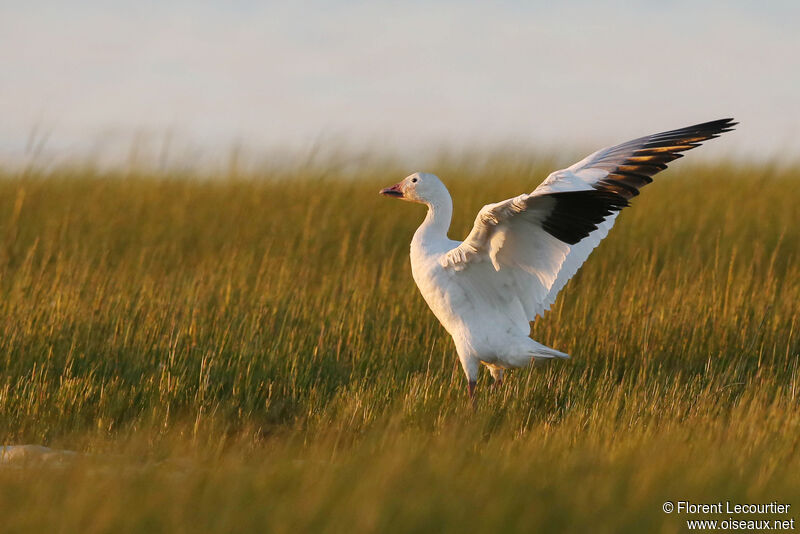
xmin=442 ymin=118 xmax=736 ymax=319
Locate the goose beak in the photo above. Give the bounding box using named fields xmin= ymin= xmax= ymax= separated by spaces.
xmin=379 ymin=183 xmax=404 ymax=198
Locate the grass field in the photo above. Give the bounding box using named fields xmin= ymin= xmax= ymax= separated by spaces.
xmin=0 ymin=156 xmax=797 ymax=532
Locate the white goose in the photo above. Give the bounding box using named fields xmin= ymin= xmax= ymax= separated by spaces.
xmin=380 ymin=118 xmax=736 ymax=400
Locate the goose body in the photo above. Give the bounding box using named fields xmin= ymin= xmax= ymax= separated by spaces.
xmin=380 ymin=119 xmax=736 ymax=398
xmin=408 ymin=193 xmax=568 ymax=386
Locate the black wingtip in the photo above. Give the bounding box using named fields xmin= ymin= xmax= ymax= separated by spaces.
xmin=593 ymin=118 xmax=737 ymax=199
xmin=651 ymin=118 xmax=738 ymax=140
xmin=715 ymin=117 xmax=737 ymax=131
xmin=541 ymin=190 xmax=629 ymax=245
xmin=696 ymin=118 xmax=738 ymax=134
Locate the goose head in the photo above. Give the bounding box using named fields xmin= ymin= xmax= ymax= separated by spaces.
xmin=379 ymin=172 xmax=449 ymax=205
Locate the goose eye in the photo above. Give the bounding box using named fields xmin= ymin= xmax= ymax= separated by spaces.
xmin=411 ymin=178 xmax=417 ymax=183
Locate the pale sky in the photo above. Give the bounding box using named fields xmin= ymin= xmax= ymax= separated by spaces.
xmin=1 ymin=1 xmax=798 ymax=167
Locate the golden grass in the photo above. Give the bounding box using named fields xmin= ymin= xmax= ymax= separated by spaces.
xmin=0 ymin=157 xmax=797 ymax=532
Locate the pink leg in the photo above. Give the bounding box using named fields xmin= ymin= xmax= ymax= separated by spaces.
xmin=490 ymin=368 xmax=504 ymax=389
xmin=467 ymin=380 xmax=477 ymax=408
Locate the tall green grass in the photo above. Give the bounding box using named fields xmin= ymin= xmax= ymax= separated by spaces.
xmin=0 ymin=158 xmax=797 ymax=532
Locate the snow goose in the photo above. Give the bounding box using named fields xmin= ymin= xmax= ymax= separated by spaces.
xmin=379 ymin=118 xmax=736 ymax=400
